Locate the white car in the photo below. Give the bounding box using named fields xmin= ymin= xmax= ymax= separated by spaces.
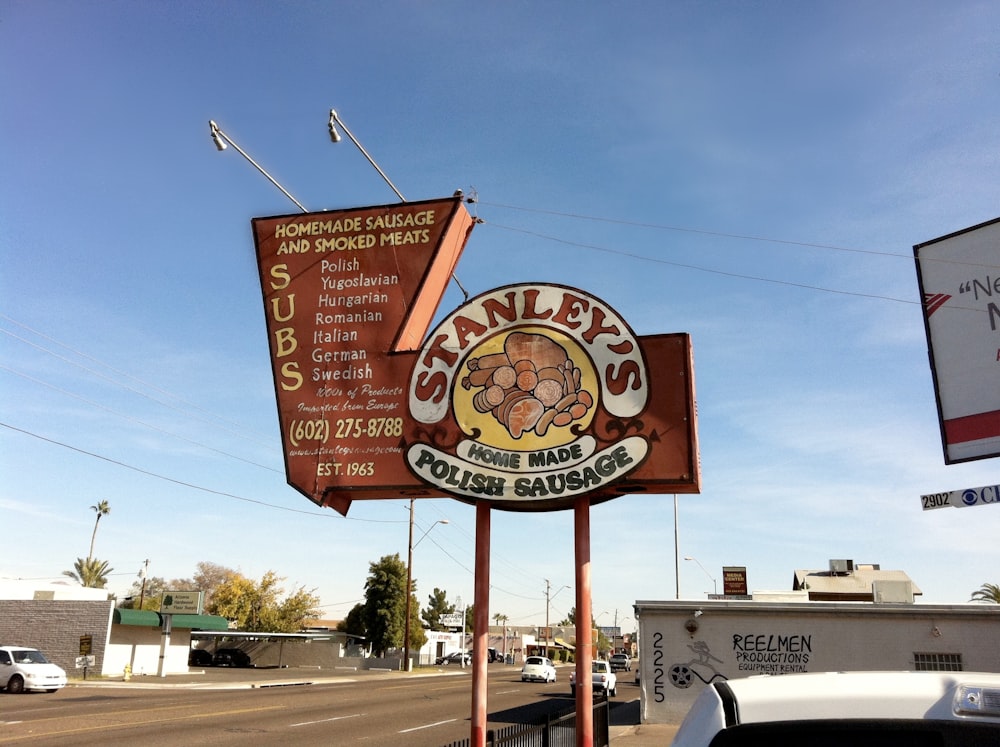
xmin=671 ymin=671 xmax=1000 ymax=747
xmin=0 ymin=646 xmax=68 ymax=694
xmin=521 ymin=656 xmax=557 ymax=683
xmin=570 ymin=659 xmax=617 ymax=696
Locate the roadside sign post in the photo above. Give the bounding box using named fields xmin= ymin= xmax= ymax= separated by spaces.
xmin=156 ymin=591 xmax=202 ymax=677
xmin=921 ymin=484 xmax=1000 ymax=511
xmin=79 ymin=634 xmax=92 ymax=680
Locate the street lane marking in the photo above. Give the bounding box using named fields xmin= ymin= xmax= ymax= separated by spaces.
xmin=0 ymin=705 xmax=284 ymax=743
xmin=399 ymin=718 xmax=457 ymax=733
xmin=291 ymin=713 xmax=363 ymax=727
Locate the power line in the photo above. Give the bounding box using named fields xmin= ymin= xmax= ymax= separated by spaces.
xmin=477 ymin=201 xmax=1000 ymax=270
xmin=0 ymin=315 xmax=274 ymax=448
xmin=485 ymin=220 xmax=920 ymax=305
xmin=0 ymin=363 xmax=283 ymax=474
xmin=0 ymin=421 xmax=402 ymax=524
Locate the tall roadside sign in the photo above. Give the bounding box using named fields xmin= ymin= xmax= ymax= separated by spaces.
xmin=251 ymin=193 xmax=700 ymax=747
xmin=252 ymin=196 xmax=700 ymax=515
xmin=914 ymin=217 xmax=1000 ymax=464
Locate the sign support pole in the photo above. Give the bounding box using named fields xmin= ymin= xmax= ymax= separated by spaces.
xmin=575 ymin=495 xmax=594 ymax=747
xmin=471 ymin=501 xmax=491 ymax=747
xmin=157 ymin=614 xmax=172 ymax=678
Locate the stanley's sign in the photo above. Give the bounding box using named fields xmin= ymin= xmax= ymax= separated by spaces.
xmin=252 ymin=196 xmax=699 ymax=515
xmin=405 ymin=283 xmax=697 ymax=510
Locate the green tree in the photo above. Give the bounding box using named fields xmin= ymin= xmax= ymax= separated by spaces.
xmin=363 ymin=554 xmax=408 ymax=656
xmin=120 ymin=575 xmax=168 ymax=609
xmin=970 ymin=582 xmax=1000 ymax=604
xmin=63 ymin=557 xmax=113 ymax=588
xmin=421 ymin=587 xmax=454 ymax=630
xmin=558 ymin=606 xmax=610 ymax=653
xmin=338 ymin=603 xmax=367 ymax=637
xmin=118 ymin=561 xmax=230 ymax=611
xmin=87 ymin=500 xmax=110 ymax=560
xmin=464 ymin=603 xmax=474 ymax=632
xmin=407 ymin=591 xmax=427 ymax=651
xmin=207 ymin=570 xmax=320 ymax=632
xmin=191 ymin=561 xmax=232 ymax=610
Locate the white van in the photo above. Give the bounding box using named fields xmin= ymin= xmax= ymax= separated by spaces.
xmin=0 ymin=646 xmax=68 ymax=694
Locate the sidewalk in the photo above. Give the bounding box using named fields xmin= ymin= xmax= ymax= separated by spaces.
xmin=71 ymin=666 xmax=679 ymax=745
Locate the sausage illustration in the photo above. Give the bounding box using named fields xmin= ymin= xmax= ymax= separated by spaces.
xmin=464 ymin=332 xmax=595 ymax=438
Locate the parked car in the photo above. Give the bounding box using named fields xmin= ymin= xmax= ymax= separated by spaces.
xmin=609 ymin=653 xmax=631 ymax=672
xmin=520 ymin=656 xmax=557 ymax=683
xmin=211 ymin=648 xmax=253 ymax=668
xmin=671 ymin=671 xmax=1000 ymax=747
xmin=435 ymin=651 xmax=471 ymax=666
xmin=188 ymin=648 xmax=213 ymax=667
xmin=570 ymin=659 xmax=617 ymax=696
xmin=0 ymin=646 xmax=67 ymax=694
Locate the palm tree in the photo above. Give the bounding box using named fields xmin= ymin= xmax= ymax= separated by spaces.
xmin=63 ymin=557 xmax=113 ymax=588
xmin=969 ymin=582 xmax=1000 ymax=604
xmin=88 ymin=500 xmax=110 ymax=560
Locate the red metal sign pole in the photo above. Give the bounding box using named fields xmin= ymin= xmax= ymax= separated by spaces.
xmin=471 ymin=501 xmax=491 ymax=747
xmin=575 ymin=495 xmax=594 ymax=746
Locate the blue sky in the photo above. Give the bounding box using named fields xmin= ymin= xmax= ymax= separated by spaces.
xmin=2 ymin=1 xmax=998 ymax=631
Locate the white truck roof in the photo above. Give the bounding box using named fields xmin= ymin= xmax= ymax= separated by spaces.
xmin=672 ymin=671 xmax=1000 ymax=747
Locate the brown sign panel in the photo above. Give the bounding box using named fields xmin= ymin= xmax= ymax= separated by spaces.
xmin=723 ymin=566 xmax=748 ymax=597
xmin=252 ymin=196 xmax=475 ymax=515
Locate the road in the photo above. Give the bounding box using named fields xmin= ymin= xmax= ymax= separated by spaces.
xmin=0 ymin=665 xmax=647 ymax=746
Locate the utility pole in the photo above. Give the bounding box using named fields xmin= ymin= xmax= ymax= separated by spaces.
xmin=544 ymin=579 xmax=551 ymax=658
xmin=402 ymin=499 xmax=415 ymax=671
xmin=138 ymin=559 xmax=149 ymax=609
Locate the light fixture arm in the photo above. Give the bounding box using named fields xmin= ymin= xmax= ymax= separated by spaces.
xmin=328 ymin=109 xmax=406 ymax=203
xmin=684 ymin=556 xmax=718 ymax=596
xmin=414 ymin=519 xmax=449 ymax=549
xmin=208 ymin=120 xmax=308 ymax=213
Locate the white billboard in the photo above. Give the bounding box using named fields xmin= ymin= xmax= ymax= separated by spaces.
xmin=440 ymin=613 xmax=464 ymax=628
xmin=914 ymin=217 xmax=1000 ymax=463
xmin=160 ymin=590 xmax=204 ymax=614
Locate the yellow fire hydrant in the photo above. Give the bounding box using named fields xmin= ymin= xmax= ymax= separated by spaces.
xmin=123 ymin=663 xmax=132 ymax=681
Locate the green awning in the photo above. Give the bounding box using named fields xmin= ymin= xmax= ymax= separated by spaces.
xmin=168 ymin=614 xmax=229 ymax=631
xmin=112 ymin=609 xmax=229 ymax=630
xmin=113 ymin=608 xmax=161 ymax=627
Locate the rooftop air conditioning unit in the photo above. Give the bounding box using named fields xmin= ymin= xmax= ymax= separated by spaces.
xmin=829 ymin=559 xmax=854 ymax=574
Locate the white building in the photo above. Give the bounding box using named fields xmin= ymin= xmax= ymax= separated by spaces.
xmin=634 ymin=598 xmax=1000 ymax=724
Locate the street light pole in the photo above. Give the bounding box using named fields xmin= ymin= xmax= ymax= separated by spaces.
xmin=402 ymin=500 xmax=448 ymax=671
xmin=208 ymin=120 xmax=308 ymax=212
xmin=684 ymin=556 xmax=717 ymax=596
xmin=543 ymin=580 xmax=569 ymax=658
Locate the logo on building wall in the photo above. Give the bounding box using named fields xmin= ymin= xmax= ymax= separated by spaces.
xmin=406 ymin=283 xmax=652 ymax=509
